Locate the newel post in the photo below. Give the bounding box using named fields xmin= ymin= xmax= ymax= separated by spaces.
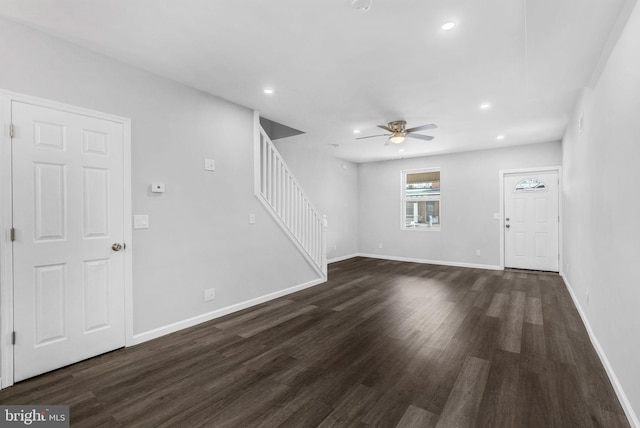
xmin=322 ymin=215 xmax=328 ymax=275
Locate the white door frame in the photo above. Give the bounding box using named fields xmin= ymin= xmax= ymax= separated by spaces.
xmin=499 ymin=166 xmax=562 ymax=271
xmin=0 ymin=90 xmax=134 ymax=389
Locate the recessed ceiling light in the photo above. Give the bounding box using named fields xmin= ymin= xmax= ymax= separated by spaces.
xmin=353 ymin=130 xmax=361 ymax=134
xmin=263 ymin=88 xmax=274 ymax=95
xmin=350 ymin=0 xmax=372 ymax=13
xmin=479 ymin=103 xmax=491 ymax=110
xmin=442 ymin=22 xmax=456 ymax=31
xmin=497 ymin=135 xmax=505 ymax=140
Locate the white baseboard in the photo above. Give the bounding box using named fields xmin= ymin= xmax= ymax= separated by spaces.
xmin=327 ymin=253 xmax=359 ymax=264
xmin=132 ymin=276 xmax=326 ymax=345
xmin=356 ymin=253 xmax=502 ymax=271
xmin=561 ymin=273 xmax=639 ymax=428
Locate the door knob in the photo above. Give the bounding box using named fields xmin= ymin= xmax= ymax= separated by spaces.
xmin=112 ymin=243 xmax=124 ymax=251
xmin=505 ymin=224 xmax=511 ymax=229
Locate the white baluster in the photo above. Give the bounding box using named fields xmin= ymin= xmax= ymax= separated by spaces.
xmin=255 ymin=121 xmax=326 ymax=277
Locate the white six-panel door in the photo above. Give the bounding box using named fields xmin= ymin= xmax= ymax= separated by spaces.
xmin=504 ymin=170 xmax=559 ymax=272
xmin=12 ymin=100 xmax=126 ymax=382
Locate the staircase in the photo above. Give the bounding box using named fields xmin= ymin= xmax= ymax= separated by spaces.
xmin=253 ymin=113 xmax=327 ymax=277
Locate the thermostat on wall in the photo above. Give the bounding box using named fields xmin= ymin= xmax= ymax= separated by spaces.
xmin=151 ymin=182 xmax=165 ymax=193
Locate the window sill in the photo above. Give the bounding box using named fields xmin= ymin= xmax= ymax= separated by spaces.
xmin=401 ymin=227 xmax=441 ymax=232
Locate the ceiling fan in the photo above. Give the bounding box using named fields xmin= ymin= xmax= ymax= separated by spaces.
xmin=356 ymin=120 xmax=437 ymax=145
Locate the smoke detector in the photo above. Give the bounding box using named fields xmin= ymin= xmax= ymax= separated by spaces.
xmin=350 ymin=0 xmax=372 ymax=13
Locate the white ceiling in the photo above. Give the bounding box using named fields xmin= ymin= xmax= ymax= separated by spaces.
xmin=0 ymin=0 xmax=633 ymax=162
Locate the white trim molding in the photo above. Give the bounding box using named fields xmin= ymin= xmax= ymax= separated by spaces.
xmin=133 ymin=277 xmax=326 ymax=345
xmin=356 ymin=253 xmax=501 ymax=271
xmin=0 ymin=92 xmax=14 ymax=389
xmin=327 ymin=253 xmax=359 ymax=264
xmin=0 ymin=89 xmax=133 ymax=389
xmin=561 ymin=274 xmax=639 ymax=428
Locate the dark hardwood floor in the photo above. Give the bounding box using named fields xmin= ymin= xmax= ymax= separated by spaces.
xmin=0 ymin=257 xmax=630 ymax=427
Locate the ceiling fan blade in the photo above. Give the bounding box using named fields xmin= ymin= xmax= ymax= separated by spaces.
xmin=405 ymin=124 xmax=437 ymax=133
xmin=407 ymin=134 xmax=434 ymax=141
xmin=377 ymin=125 xmax=394 ymax=132
xmin=356 ymin=133 xmax=391 ymax=140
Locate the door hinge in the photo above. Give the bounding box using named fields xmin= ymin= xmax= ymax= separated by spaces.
xmin=9 ymin=123 xmax=14 ymax=139
xmin=11 ymin=331 xmax=16 ymax=345
xmin=10 ymin=227 xmax=15 ymax=242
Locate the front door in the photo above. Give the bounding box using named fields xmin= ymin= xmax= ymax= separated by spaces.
xmin=12 ymin=100 xmax=126 ymax=382
xmin=504 ymin=170 xmax=559 ymax=272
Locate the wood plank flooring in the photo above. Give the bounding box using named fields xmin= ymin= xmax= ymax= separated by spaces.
xmin=0 ymin=257 xmax=629 ymax=427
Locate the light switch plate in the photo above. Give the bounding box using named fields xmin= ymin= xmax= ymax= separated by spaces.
xmin=133 ymin=214 xmax=149 ymax=229
xmin=204 ymin=158 xmax=215 ymax=171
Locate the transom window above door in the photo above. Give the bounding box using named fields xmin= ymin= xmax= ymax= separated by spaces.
xmin=514 ymin=178 xmax=546 ymax=191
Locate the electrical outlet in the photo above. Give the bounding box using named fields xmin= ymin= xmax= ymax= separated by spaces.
xmin=204 ymin=288 xmax=215 ymax=301
xmin=249 ymin=213 xmax=256 ymax=224
xmin=475 ymin=249 xmax=481 ymax=257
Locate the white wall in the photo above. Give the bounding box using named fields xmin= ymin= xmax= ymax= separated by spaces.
xmin=357 ymin=142 xmax=562 ymax=267
xmin=274 ymin=135 xmax=359 ymax=261
xmin=0 ymin=18 xmax=319 ymax=337
xmin=562 ymin=1 xmax=640 ymax=422
xmin=3 ymin=12 xmax=637 ymax=420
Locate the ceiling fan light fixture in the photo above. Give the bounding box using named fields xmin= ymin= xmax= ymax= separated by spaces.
xmin=389 ymin=134 xmax=406 ymax=144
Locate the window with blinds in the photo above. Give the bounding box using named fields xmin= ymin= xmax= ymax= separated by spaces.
xmin=402 ymin=168 xmax=441 ymax=230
